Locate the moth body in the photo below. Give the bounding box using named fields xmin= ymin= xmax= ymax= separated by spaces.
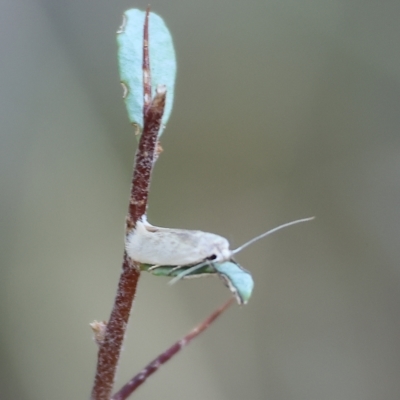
xmin=125 ymin=218 xmax=232 ymax=266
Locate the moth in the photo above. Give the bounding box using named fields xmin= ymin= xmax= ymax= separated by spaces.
xmin=125 ymin=215 xmax=313 ymax=271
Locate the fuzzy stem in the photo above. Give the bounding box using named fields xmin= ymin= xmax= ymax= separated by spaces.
xmin=91 ymin=254 xmax=140 ymax=400
xmin=127 ymin=86 xmax=166 ymax=230
xmin=91 ymin=87 xmax=166 ymax=400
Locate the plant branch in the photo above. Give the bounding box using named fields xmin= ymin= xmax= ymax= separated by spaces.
xmin=127 ymin=86 xmax=166 ymax=229
xmin=91 ymin=87 xmax=166 ymax=399
xmin=111 ymin=298 xmax=235 ymax=400
xmin=91 ymin=8 xmax=166 ymax=399
xmin=91 ymin=254 xmax=140 ymax=400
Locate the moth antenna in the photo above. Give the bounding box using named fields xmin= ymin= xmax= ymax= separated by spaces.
xmin=232 ymin=217 xmax=315 ymax=255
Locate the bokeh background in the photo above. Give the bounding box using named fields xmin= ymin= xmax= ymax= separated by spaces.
xmin=2 ymin=1 xmax=400 ymax=399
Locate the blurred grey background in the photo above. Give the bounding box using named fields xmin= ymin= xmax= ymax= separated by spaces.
xmin=1 ymin=0 xmax=400 ymax=399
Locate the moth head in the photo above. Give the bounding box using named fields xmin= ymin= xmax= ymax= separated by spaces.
xmin=206 ymin=238 xmax=232 ymax=263
xmin=206 ymin=246 xmax=232 ymax=262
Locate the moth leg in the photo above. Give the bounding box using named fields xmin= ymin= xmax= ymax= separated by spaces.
xmin=168 ymin=260 xmax=213 ymax=285
xmin=165 ymin=261 xmax=213 ymax=275
xmin=147 ymin=264 xmax=184 ymax=273
xmin=147 ymin=264 xmax=162 ymax=271
xmin=165 ymin=265 xmax=185 ymax=274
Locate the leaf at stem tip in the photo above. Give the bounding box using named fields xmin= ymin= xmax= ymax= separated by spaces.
xmin=117 ymin=9 xmax=176 ymax=137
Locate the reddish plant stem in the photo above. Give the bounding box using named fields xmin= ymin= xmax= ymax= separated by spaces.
xmin=91 ymin=254 xmax=139 ymax=400
xmin=111 ymin=298 xmax=235 ymax=400
xmin=91 ymin=9 xmax=167 ymax=399
xmin=127 ymin=87 xmax=166 ymax=230
xmin=91 ymin=89 xmax=166 ymax=400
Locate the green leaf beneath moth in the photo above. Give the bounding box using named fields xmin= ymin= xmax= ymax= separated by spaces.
xmin=213 ymin=261 xmax=254 ymax=305
xmin=141 ymin=261 xmax=254 ymax=305
xmin=117 ymin=9 xmax=176 ymax=136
